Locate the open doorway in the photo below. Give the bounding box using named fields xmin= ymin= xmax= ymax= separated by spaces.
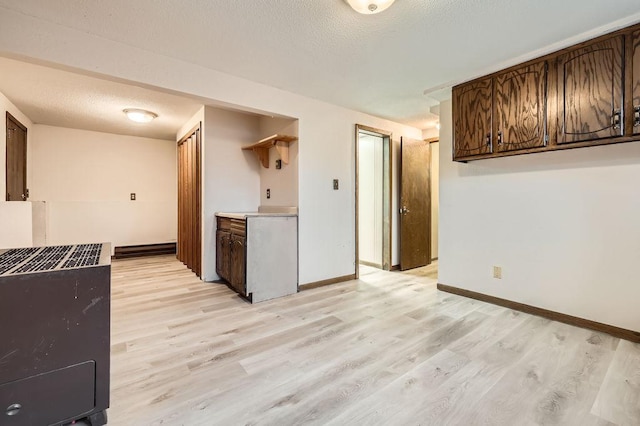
xmin=355 ymin=124 xmax=392 ymax=278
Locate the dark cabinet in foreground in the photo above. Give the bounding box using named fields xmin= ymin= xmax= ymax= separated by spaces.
xmin=0 ymin=244 xmax=110 ymax=426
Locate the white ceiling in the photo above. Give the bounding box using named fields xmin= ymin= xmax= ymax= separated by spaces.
xmin=0 ymin=57 xmax=203 ymax=140
xmin=1 ymin=0 xmax=640 ymax=131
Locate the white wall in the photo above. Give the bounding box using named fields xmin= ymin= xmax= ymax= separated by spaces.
xmin=203 ymin=107 xmax=261 ymax=280
xmin=358 ymin=133 xmax=383 ymax=266
xmin=30 ymin=125 xmax=176 ymax=252
xmin=258 ymin=117 xmax=298 ymax=207
xmin=0 ymin=201 xmax=33 ymax=248
xmin=0 ymin=12 xmax=422 ymax=285
xmin=439 ymin=99 xmax=640 ymax=332
xmin=0 ymin=91 xmax=33 ymax=197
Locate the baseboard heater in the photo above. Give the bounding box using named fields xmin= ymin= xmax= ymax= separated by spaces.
xmin=113 ymin=242 xmax=176 ymax=259
xmin=0 ymin=243 xmax=111 ymax=426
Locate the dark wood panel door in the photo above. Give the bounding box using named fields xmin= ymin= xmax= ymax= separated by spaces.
xmin=230 ymin=234 xmax=246 ymax=295
xmin=177 ymin=125 xmax=201 ymax=277
xmin=633 ymin=30 xmax=640 ymax=135
xmin=216 ymin=230 xmax=231 ymax=281
xmin=453 ymin=77 xmax=493 ymax=160
xmin=6 ymin=112 xmax=27 ymax=201
xmin=557 ymin=36 xmax=624 ymax=144
xmin=399 ymin=137 xmax=430 ymax=271
xmin=495 ymin=61 xmax=548 ymax=152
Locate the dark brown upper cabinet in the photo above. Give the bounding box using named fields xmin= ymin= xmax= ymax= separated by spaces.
xmin=633 ymin=30 xmax=640 ymax=135
xmin=452 ymin=23 xmax=640 ymax=162
xmin=495 ymin=61 xmax=548 ymax=152
xmin=556 ymin=36 xmax=625 ymax=144
xmin=453 ymin=78 xmax=493 ymax=160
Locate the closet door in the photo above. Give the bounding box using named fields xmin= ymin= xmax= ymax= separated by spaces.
xmin=633 ymin=30 xmax=640 ymax=135
xmin=177 ymin=125 xmax=202 ymax=277
xmin=557 ymin=36 xmax=625 ymax=144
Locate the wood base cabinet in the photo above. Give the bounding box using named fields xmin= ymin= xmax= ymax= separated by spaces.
xmin=216 ymin=218 xmax=246 ymax=296
xmin=215 ymin=213 xmax=298 ymax=303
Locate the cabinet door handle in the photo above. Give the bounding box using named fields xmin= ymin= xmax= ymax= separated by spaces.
xmin=634 ymin=106 xmax=640 ymax=127
xmin=485 ymin=133 xmax=491 ymax=146
xmin=497 ymin=131 xmax=503 ymax=145
xmin=612 ymin=109 xmax=622 ymax=130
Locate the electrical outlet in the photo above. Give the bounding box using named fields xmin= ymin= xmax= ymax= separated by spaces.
xmin=266 ymin=189 xmax=271 ymax=199
xmin=130 ymin=193 xmax=136 ymax=201
xmin=333 ymin=179 xmax=339 ymax=190
xmin=493 ymin=266 xmax=502 ymax=279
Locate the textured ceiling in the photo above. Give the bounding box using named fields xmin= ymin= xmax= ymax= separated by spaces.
xmin=0 ymin=57 xmax=203 ymax=140
xmin=1 ymin=0 xmax=639 ymax=130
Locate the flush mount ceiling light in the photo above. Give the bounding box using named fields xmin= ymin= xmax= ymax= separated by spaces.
xmin=123 ymin=108 xmax=157 ymax=123
xmin=345 ymin=0 xmax=396 ymax=14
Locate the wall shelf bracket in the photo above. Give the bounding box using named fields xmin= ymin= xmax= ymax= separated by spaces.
xmin=242 ymin=134 xmax=298 ymax=168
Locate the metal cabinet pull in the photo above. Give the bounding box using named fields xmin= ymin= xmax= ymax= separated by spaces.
xmin=612 ymin=109 xmax=622 ymax=130
xmin=485 ymin=133 xmax=491 ymax=146
xmin=497 ymin=131 xmax=503 ymax=145
xmin=634 ymin=106 xmax=640 ymax=127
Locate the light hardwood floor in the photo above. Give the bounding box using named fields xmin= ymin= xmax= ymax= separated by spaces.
xmin=109 ymin=256 xmax=640 ymax=426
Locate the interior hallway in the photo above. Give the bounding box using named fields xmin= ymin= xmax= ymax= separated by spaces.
xmin=110 ymin=257 xmax=640 ymax=425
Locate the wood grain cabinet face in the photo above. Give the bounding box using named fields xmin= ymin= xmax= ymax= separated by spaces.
xmin=230 ymin=235 xmax=246 ymax=294
xmin=633 ymin=30 xmax=640 ymax=135
xmin=216 ymin=230 xmax=231 ymax=281
xmin=494 ymin=62 xmax=548 ymax=152
xmin=453 ymin=78 xmax=493 ymax=160
xmin=557 ymin=36 xmax=625 ymax=144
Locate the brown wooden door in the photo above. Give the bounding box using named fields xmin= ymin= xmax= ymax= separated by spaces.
xmin=453 ymin=77 xmax=493 ymax=160
xmin=399 ymin=137 xmax=430 ymax=271
xmin=6 ymin=112 xmax=28 ymax=201
xmin=495 ymin=61 xmax=548 ymax=152
xmin=633 ymin=30 xmax=640 ymax=135
xmin=230 ymin=234 xmax=246 ymax=295
xmin=177 ymin=125 xmax=202 ymax=277
xmin=557 ymin=36 xmax=624 ymax=144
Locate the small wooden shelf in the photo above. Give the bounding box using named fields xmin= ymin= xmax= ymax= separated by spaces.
xmin=242 ymin=134 xmax=298 ymax=168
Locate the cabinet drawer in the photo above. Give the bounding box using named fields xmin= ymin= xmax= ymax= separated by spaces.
xmin=217 ymin=217 xmax=246 ymax=236
xmin=217 ymin=217 xmax=231 ymax=231
xmin=229 ymin=219 xmax=246 ymax=236
xmin=0 ymin=361 xmax=95 ymax=426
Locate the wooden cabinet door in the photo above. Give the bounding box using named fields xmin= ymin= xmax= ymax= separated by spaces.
xmin=453 ymin=77 xmax=493 ymax=159
xmin=557 ymin=36 xmax=624 ymax=144
xmin=495 ymin=62 xmax=548 ymax=152
xmin=216 ymin=230 xmax=231 ymax=281
xmin=230 ymin=235 xmax=246 ymax=295
xmin=633 ymin=30 xmax=640 ymax=135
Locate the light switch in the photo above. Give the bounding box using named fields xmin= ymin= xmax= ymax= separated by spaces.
xmin=130 ymin=193 xmax=136 ymax=201
xmin=333 ymin=179 xmax=339 ymax=190
xmin=266 ymin=189 xmax=271 ymax=199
